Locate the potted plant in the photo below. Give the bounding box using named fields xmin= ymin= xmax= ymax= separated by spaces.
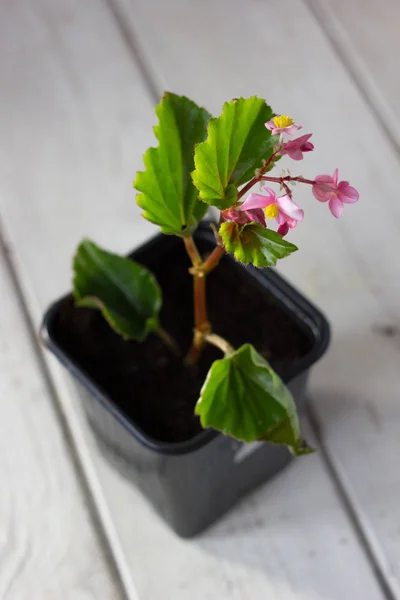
xmin=41 ymin=93 xmax=358 ymax=537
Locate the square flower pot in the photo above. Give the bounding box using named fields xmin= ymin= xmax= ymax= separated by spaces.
xmin=41 ymin=221 xmax=330 ymax=537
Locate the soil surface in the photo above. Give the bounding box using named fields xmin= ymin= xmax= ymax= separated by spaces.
xmin=54 ymin=238 xmax=311 ymax=443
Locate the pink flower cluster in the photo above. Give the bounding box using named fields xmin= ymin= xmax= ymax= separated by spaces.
xmin=221 ymin=115 xmax=359 ymax=236
xmin=312 ymin=168 xmax=359 ymax=218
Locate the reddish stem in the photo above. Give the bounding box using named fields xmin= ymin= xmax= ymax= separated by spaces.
xmin=183 ymin=236 xmax=212 ymax=365
xmin=185 ymin=273 xmax=211 ymax=365
xmin=202 ymin=244 xmax=225 ymax=275
xmin=260 ymin=175 xmax=316 ymax=185
xmin=183 ymin=236 xmax=202 ymax=266
xmin=193 ymin=275 xmax=210 ymax=333
xmin=237 ymin=149 xmax=281 ymax=201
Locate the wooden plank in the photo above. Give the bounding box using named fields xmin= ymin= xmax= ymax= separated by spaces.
xmin=0 ymin=1 xmax=155 ymax=597
xmin=305 ymin=0 xmax=400 ymax=150
xmin=106 ymin=0 xmax=400 ymax=597
xmin=0 ymin=0 xmax=156 ymax=311
xmin=0 ymin=0 xmax=391 ymax=598
xmin=0 ymin=247 xmax=122 ymax=599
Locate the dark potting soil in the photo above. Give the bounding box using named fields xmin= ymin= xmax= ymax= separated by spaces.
xmin=54 ymin=240 xmax=312 ymax=443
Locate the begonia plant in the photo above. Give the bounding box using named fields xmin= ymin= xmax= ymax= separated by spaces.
xmin=73 ymin=93 xmax=358 ymax=456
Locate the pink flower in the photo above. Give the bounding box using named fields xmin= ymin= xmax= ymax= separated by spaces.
xmin=312 ymin=168 xmax=359 ymax=218
xmin=240 ymin=187 xmax=304 ymax=230
xmin=265 ymin=115 xmax=302 ymax=136
xmin=222 ymin=205 xmax=266 ymax=227
xmin=281 ymin=134 xmax=314 ymax=161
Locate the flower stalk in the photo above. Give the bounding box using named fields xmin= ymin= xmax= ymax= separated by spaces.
xmin=260 ymin=175 xmax=316 ymax=186
xmin=237 ymin=149 xmax=280 ymax=201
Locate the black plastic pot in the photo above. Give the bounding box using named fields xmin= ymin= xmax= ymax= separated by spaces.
xmin=41 ymin=222 xmax=330 ymax=537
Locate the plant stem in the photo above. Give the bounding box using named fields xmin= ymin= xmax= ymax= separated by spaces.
xmin=182 ymin=236 xmax=212 ymax=365
xmin=183 ymin=236 xmax=202 ymax=266
xmin=194 ymin=274 xmax=209 ymax=333
xmin=236 ymin=147 xmax=316 ymax=202
xmin=184 ymin=274 xmax=211 ymax=365
xmin=204 ymin=332 xmax=235 ymax=355
xmin=183 ymin=236 xmax=210 ymax=332
xmin=156 ymin=325 xmax=181 ymax=356
xmin=260 ymin=175 xmax=315 ymax=185
xmin=202 ymin=244 xmax=225 ymax=275
xmin=237 ymin=149 xmax=280 ymax=201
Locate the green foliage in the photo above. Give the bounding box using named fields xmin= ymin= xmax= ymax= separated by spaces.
xmin=73 ymin=240 xmax=161 ymax=341
xmin=134 ymin=92 xmax=211 ymax=235
xmin=69 ymin=91 xmax=316 ymax=460
xmin=191 ymin=97 xmax=276 ymax=209
xmin=219 ymin=221 xmax=297 ymax=268
xmin=195 ymin=344 xmax=313 ymax=456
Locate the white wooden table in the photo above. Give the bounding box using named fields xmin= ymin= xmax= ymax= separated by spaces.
xmin=1 ymin=1 xmax=399 ymax=598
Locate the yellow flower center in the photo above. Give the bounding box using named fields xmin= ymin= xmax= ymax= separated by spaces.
xmin=265 ymin=204 xmax=279 ymax=219
xmin=273 ymin=115 xmax=295 ymax=129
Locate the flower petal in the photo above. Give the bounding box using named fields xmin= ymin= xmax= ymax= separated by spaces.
xmin=244 ymin=208 xmax=267 ymax=227
xmin=281 ymin=134 xmax=314 ymax=161
xmin=276 ymin=212 xmax=286 ymax=225
xmin=332 ymin=168 xmax=339 ymax=185
xmin=329 ymin=196 xmax=343 ymax=218
xmin=261 ymin=186 xmax=279 ymax=200
xmin=294 ymin=133 xmax=313 ymax=144
xmin=337 ymin=183 xmax=359 ymax=203
xmin=222 ymin=206 xmax=247 ymax=225
xmin=303 ymin=141 xmax=314 ymax=152
xmin=312 ymin=187 xmax=328 ymax=202
xmin=240 ymin=193 xmax=271 ymax=211
xmin=285 ymin=124 xmax=302 ymax=135
xmin=286 ymin=148 xmax=304 ymax=160
xmin=315 ymin=174 xmax=335 ymax=185
xmin=223 ymin=206 xmax=267 ymax=227
xmin=286 ymin=216 xmax=298 ymax=229
xmin=264 ymin=119 xmax=275 ymax=132
xmin=276 ymin=194 xmax=304 ymax=221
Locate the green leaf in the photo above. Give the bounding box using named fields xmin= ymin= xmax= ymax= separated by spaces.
xmin=191 ymin=96 xmax=277 ymax=209
xmin=195 ymin=344 xmax=313 ymax=456
xmin=73 ymin=240 xmax=161 ymax=341
xmin=134 ymin=92 xmax=211 ymax=235
xmin=219 ymin=221 xmax=297 ymax=268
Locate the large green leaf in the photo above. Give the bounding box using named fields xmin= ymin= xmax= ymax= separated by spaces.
xmin=219 ymin=221 xmax=297 ymax=268
xmin=191 ymin=97 xmax=276 ymax=210
xmin=195 ymin=343 xmax=312 ymax=456
xmin=73 ymin=240 xmax=161 ymax=341
xmin=134 ymin=92 xmax=211 ymax=235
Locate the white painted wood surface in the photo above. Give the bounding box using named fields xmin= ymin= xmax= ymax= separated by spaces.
xmin=0 ymin=247 xmax=122 ymax=599
xmin=0 ymin=0 xmax=398 ymax=598
xmin=306 ymin=0 xmax=400 ymax=149
xmin=88 ymin=422 xmax=386 ymax=600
